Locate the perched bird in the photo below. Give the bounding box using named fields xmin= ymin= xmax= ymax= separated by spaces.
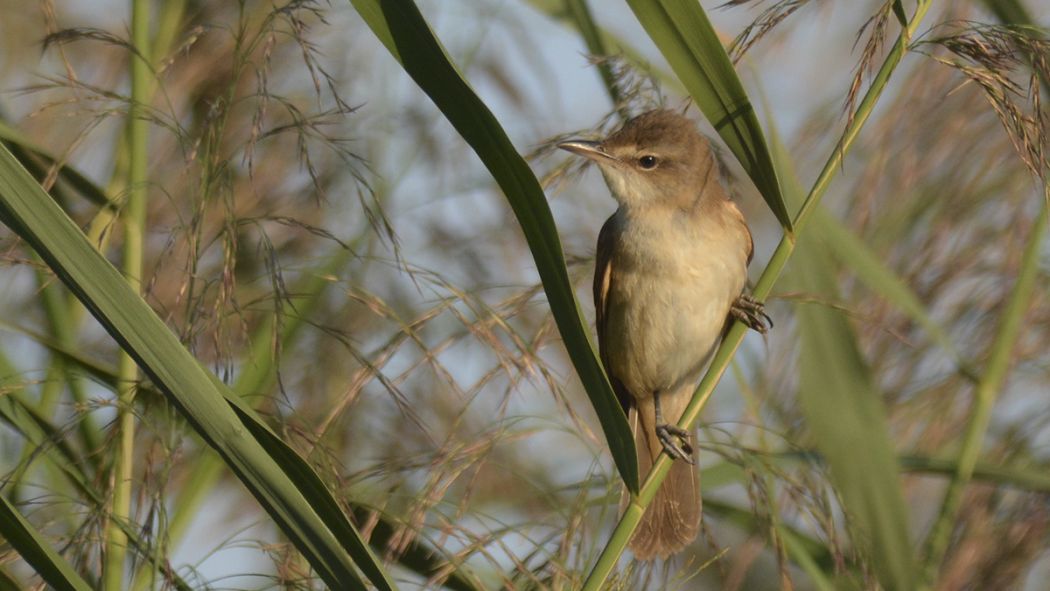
xmin=559 ymin=109 xmax=769 ymax=559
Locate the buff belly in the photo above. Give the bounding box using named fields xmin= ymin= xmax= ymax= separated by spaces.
xmin=602 ymin=213 xmax=748 ymax=400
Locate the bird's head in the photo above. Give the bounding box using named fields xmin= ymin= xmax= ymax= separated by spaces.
xmin=558 ymin=109 xmax=717 ymax=208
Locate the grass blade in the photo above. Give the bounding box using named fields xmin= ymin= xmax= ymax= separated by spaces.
xmin=349 ymin=0 xmax=638 ymax=490
xmin=981 ymin=0 xmax=1038 ymax=25
xmin=8 ymin=319 xmax=477 ymax=591
xmin=921 ymin=190 xmax=1048 ymax=580
xmin=773 ymin=117 xmax=915 ymax=589
xmin=158 ymin=252 xmax=353 ymax=558
xmin=0 ymin=494 xmax=94 ymax=591
xmin=0 ymin=366 xmax=196 ymax=591
xmin=920 ymin=2 xmax=1050 ymax=581
xmin=103 ymin=1 xmax=151 ymax=585
xmin=350 ymin=507 xmax=486 ymax=591
xmin=792 ymin=237 xmax=916 ymax=590
xmin=525 ymin=0 xmax=686 ymax=97
xmin=0 ymin=119 xmax=112 ymax=208
xmin=812 ymin=207 xmax=971 ymax=375
xmin=562 ymin=0 xmax=626 ymax=114
xmin=0 ymin=568 xmax=23 ymax=591
xmin=0 ymin=143 xmax=394 ymax=590
xmin=899 ymin=454 xmax=1050 ymax=492
xmin=625 ymin=0 xmax=792 ymax=230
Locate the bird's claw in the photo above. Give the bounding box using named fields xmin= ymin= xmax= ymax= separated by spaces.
xmin=731 ymin=294 xmax=773 ymax=334
xmin=656 ymin=424 xmax=695 ymax=464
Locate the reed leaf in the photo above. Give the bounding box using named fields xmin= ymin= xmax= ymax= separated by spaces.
xmin=0 ymin=142 xmax=394 ymax=590
xmin=349 ymin=0 xmax=638 ymax=491
xmin=0 ymin=494 xmax=93 ymax=591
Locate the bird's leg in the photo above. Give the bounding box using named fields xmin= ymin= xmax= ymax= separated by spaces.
xmin=731 ymin=293 xmax=773 ymax=334
xmin=653 ymin=391 xmax=695 ymax=464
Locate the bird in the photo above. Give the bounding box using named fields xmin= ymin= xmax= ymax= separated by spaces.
xmin=558 ymin=109 xmax=770 ymax=560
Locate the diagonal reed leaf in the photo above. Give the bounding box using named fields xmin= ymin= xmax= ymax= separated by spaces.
xmin=0 ymin=143 xmax=394 ymax=590
xmin=625 ymin=0 xmax=792 ymax=231
xmin=812 ymin=207 xmax=972 ymax=375
xmin=2 ymin=322 xmax=482 ymax=591
xmin=349 ymin=0 xmax=638 ymax=491
xmin=0 ymin=355 xmax=195 ymax=591
xmin=0 ymin=494 xmax=93 ymax=591
xmin=562 ymin=0 xmax=626 ymax=113
xmin=0 ymin=119 xmax=112 ymax=208
xmin=0 ymin=568 xmax=23 ymax=591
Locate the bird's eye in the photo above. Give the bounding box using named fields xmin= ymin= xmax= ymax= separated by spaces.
xmin=638 ymin=155 xmax=658 ymax=169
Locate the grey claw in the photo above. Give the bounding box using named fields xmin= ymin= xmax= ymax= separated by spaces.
xmin=656 ymin=424 xmax=695 ymax=464
xmin=732 ymin=294 xmax=773 ymax=334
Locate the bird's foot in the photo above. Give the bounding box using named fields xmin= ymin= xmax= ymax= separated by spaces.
xmin=731 ymin=294 xmax=773 ymax=334
xmin=655 ymin=424 xmax=695 ymax=464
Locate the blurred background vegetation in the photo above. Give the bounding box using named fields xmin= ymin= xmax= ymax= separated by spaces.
xmin=0 ymin=0 xmax=1047 ymax=589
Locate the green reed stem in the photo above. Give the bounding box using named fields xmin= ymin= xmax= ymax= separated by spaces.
xmin=919 ymin=186 xmax=1048 ymax=585
xmin=102 ymin=1 xmax=150 ymax=588
xmin=919 ymin=3 xmax=1050 ymax=580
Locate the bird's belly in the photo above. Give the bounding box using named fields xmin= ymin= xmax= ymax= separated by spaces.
xmin=604 ymin=247 xmax=744 ymax=398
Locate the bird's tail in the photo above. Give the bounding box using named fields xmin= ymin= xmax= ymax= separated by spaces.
xmin=626 ymin=391 xmax=701 ymax=560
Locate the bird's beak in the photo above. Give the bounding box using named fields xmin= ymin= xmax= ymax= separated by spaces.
xmin=557 ymin=140 xmax=617 ymax=163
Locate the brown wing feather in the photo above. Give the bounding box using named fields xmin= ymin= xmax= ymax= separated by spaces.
xmin=745 ymin=224 xmax=754 ymax=265
xmin=720 ymin=201 xmax=755 ymax=338
xmin=726 ymin=200 xmax=754 ymax=265
xmin=594 ymin=214 xmax=632 ymax=414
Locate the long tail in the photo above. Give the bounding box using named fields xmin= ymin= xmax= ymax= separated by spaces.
xmin=627 ymin=390 xmax=701 ymax=560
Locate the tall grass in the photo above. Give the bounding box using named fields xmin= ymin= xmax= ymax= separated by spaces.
xmin=0 ymin=0 xmax=1047 ymax=589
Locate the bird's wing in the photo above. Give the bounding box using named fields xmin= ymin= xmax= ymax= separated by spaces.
xmin=594 ymin=214 xmax=632 ymax=414
xmin=745 ymin=225 xmax=754 ymax=265
xmin=722 ymin=200 xmax=760 ymax=336
xmin=726 ymin=200 xmax=754 ymax=265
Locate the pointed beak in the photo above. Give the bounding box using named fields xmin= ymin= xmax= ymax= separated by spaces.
xmin=557 ymin=140 xmax=617 ymax=163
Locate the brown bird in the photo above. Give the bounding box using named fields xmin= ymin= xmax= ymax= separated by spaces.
xmin=559 ymin=109 xmax=769 ymax=560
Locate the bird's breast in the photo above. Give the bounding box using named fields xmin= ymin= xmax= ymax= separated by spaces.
xmin=602 ymin=206 xmax=749 ymax=398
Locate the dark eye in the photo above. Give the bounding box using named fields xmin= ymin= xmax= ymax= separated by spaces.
xmin=638 ymin=155 xmax=658 ymax=169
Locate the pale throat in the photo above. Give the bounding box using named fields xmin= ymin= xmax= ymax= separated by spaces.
xmin=599 ymin=167 xmax=671 ymax=207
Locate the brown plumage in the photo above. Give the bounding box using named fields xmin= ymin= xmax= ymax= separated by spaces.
xmin=561 ymin=109 xmax=765 ymax=559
